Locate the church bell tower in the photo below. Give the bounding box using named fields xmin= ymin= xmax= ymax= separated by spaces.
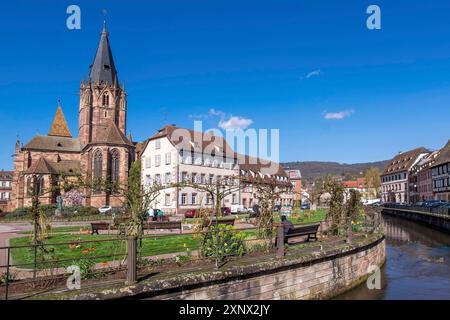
xmin=78 ymin=20 xmax=127 ymax=146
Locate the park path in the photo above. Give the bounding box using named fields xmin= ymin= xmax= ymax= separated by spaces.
xmin=0 ymin=224 xmax=30 ymax=272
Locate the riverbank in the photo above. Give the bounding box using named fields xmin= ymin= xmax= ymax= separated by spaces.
xmin=335 ymin=215 xmax=450 ymax=300
xmin=382 ymin=206 xmax=450 ymax=233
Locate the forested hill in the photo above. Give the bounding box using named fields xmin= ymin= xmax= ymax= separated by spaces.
xmin=281 ymin=160 xmax=389 ymax=181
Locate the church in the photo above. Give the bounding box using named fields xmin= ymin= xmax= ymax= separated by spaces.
xmin=10 ymin=21 xmax=135 ymax=210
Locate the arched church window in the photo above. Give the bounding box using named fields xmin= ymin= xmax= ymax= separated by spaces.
xmin=26 ymin=176 xmax=33 ymax=196
xmin=93 ymin=149 xmax=103 ymax=193
xmin=36 ymin=175 xmax=45 ymax=196
xmin=109 ymin=149 xmax=120 ymax=192
xmin=102 ymin=93 xmax=109 ymax=107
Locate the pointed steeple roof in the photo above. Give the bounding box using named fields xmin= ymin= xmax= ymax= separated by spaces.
xmin=48 ymin=101 xmax=72 ymax=138
xmin=88 ymin=19 xmax=118 ymax=85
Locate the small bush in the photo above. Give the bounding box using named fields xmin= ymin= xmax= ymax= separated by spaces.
xmin=40 ymin=204 xmax=58 ymax=216
xmin=201 ymin=224 xmax=246 ymax=262
xmin=8 ymin=207 xmax=30 ymax=218
xmin=63 ymin=206 xmax=99 ymax=216
xmin=0 ymin=271 xmax=16 ymax=285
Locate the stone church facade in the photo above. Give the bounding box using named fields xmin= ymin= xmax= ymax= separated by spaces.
xmin=10 ymin=22 xmax=135 ymax=210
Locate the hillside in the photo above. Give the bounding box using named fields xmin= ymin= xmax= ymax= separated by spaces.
xmin=282 ymin=160 xmax=389 ymax=181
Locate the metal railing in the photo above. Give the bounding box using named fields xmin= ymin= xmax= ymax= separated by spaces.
xmin=383 ymin=203 xmax=450 ymax=217
xmin=0 ymin=216 xmax=378 ymax=300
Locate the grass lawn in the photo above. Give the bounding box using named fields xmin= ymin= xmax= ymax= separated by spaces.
xmin=17 ymin=226 xmax=91 ymax=235
xmin=9 ymin=229 xmax=258 ymax=269
xmin=274 ymin=208 xmax=328 ymax=224
xmin=0 ymin=214 xmax=109 ymax=223
xmin=8 ymin=210 xmax=328 ymax=269
xmin=9 ymin=233 xmax=203 ymax=269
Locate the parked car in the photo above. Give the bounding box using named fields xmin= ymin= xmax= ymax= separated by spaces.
xmin=301 ymin=203 xmax=310 ymax=210
xmin=240 ymin=208 xmax=250 ymax=214
xmin=184 ymin=209 xmax=197 ymax=219
xmin=231 ymin=204 xmax=244 ymax=214
xmin=424 ymin=200 xmax=448 ymax=208
xmin=370 ymin=202 xmax=382 ymax=207
xmin=280 ymin=205 xmax=292 ymax=215
xmin=99 ymin=206 xmax=112 ymax=214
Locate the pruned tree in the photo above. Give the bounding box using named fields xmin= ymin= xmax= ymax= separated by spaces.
xmin=344 ymin=189 xmax=362 ymax=243
xmin=324 ymin=177 xmax=345 ymax=236
xmin=364 ymin=167 xmax=381 ymax=199
xmin=249 ymin=176 xmax=293 ymax=239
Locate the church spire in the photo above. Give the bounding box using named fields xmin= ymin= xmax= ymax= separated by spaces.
xmin=49 ymin=99 xmax=72 ymax=138
xmin=88 ymin=19 xmax=118 ymax=85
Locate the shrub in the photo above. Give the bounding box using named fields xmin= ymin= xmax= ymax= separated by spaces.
xmin=8 ymin=207 xmax=30 ymax=218
xmin=0 ymin=271 xmax=16 ymax=285
xmin=63 ymin=206 xmax=99 ymax=216
xmin=40 ymin=204 xmax=58 ymax=216
xmin=201 ymin=224 xmax=246 ymax=262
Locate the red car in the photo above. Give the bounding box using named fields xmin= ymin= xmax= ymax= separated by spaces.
xmin=184 ymin=209 xmax=197 ymax=219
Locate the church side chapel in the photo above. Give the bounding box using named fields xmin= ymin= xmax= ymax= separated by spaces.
xmin=11 ymin=21 xmax=135 ymax=210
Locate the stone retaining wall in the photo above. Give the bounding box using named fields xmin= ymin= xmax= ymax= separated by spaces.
xmin=382 ymin=207 xmax=450 ymax=233
xmin=151 ymin=236 xmax=385 ymax=300
xmin=35 ymin=234 xmax=385 ymax=300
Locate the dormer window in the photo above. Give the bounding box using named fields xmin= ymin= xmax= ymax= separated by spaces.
xmin=104 ymin=64 xmax=111 ymax=70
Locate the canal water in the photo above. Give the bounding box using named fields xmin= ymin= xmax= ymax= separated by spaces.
xmin=335 ymin=214 xmax=450 ymax=300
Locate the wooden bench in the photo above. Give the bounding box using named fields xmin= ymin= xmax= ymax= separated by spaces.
xmin=276 ymin=223 xmax=320 ymax=245
xmin=91 ymin=222 xmax=115 ymax=235
xmin=286 ymin=223 xmax=320 ymax=242
xmin=202 ymin=218 xmax=235 ymax=229
xmin=144 ymin=221 xmax=182 ymax=233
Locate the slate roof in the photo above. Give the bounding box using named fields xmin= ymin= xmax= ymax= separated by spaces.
xmin=23 ymin=135 xmax=82 ymax=153
xmin=88 ymin=21 xmax=118 ymax=85
xmin=381 ymin=147 xmax=430 ymax=176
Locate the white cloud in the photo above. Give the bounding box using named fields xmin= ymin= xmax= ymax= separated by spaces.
xmin=208 ymin=108 xmax=225 ymax=117
xmin=191 ymin=108 xmax=254 ymax=130
xmin=305 ymin=69 xmax=321 ymax=79
xmin=323 ymin=109 xmax=355 ymax=120
xmin=218 ymin=116 xmax=254 ymax=130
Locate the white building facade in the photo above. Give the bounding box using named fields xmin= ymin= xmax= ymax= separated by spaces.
xmin=381 ymin=148 xmax=429 ymax=204
xmin=140 ymin=125 xmax=293 ymax=214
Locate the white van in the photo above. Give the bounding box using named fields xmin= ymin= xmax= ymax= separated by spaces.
xmin=231 ymin=205 xmax=244 ymax=214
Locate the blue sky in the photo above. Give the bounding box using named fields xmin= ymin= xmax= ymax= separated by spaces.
xmin=1 ymin=0 xmax=450 ymax=170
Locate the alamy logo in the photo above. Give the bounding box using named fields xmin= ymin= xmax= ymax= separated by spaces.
xmin=169 ymin=120 xmax=281 ymax=175
xmin=66 ymin=5 xmax=81 ymax=30
xmin=366 ymin=5 xmax=381 ymax=30
xmin=66 ymin=265 xmax=81 ymax=290
xmin=366 ymin=265 xmax=381 ymax=290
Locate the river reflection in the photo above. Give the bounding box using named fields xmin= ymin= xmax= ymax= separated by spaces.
xmin=334 ymin=214 xmax=450 ymax=300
